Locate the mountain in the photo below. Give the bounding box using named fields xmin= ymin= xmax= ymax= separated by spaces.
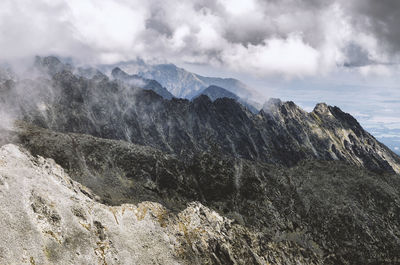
xmin=12 ymin=123 xmax=400 ymax=265
xmin=138 ymin=63 xmax=210 ymax=98
xmin=112 ymin=66 xmax=259 ymax=112
xmin=138 ymin=63 xmax=260 ymax=101
xmin=33 ymin=56 xmax=175 ymax=100
xmin=103 ymin=60 xmax=261 ymax=104
xmin=2 ymin=143 xmax=313 ymax=264
xmin=4 ymin=65 xmax=397 ymax=174
xmin=1 ymin=56 xmax=400 ymax=264
xmin=76 ymin=66 xmax=108 ymax=79
xmin=0 ymin=67 xmax=14 ymax=83
xmin=111 ymin=67 xmax=174 ymax=99
xmin=100 ymin=59 xmax=263 ymax=110
xmin=34 ymin=55 xmax=73 ymax=76
xmin=2 ymin=57 xmax=399 ymax=174
xmin=195 ymin=85 xmax=259 ymax=113
xmin=196 ymin=85 xmax=239 ymax=101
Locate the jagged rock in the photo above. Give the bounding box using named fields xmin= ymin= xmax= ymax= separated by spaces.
xmin=2 ymin=57 xmax=398 ymax=174
xmin=33 ymin=70 xmax=400 ymax=173
xmin=0 ymin=144 xmax=321 ymax=264
xmin=13 ymin=124 xmax=400 ymax=264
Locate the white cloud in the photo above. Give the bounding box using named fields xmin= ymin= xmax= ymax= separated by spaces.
xmin=67 ymin=0 xmax=147 ymax=50
xmin=359 ymin=65 xmax=392 ymax=76
xmin=221 ymin=0 xmax=256 ymax=15
xmin=1 ymin=0 xmax=400 ymax=77
xmin=221 ymin=34 xmax=320 ymax=77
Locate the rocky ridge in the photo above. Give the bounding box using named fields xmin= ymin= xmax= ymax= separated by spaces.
xmin=11 ymin=123 xmax=400 ymax=265
xmin=0 ymin=144 xmax=321 ymax=265
xmin=3 ymin=64 xmax=396 ymax=174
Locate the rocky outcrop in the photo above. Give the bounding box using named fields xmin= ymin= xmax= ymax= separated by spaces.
xmin=13 ymin=124 xmax=400 ymax=264
xmin=0 ymin=144 xmax=321 ymax=264
xmin=262 ymin=98 xmax=400 ymax=174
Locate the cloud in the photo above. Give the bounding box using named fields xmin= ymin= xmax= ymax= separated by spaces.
xmin=0 ymin=0 xmax=92 ymax=60
xmin=344 ymin=0 xmax=400 ymax=55
xmin=221 ymin=34 xmax=320 ymax=77
xmin=1 ymin=0 xmax=400 ymax=77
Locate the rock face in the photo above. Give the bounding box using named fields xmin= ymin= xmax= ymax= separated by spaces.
xmin=262 ymin=98 xmax=400 ymax=174
xmin=0 ymin=144 xmax=321 ymax=265
xmin=14 ymin=124 xmax=400 ymax=265
xmin=0 ymin=144 xmax=177 ymax=264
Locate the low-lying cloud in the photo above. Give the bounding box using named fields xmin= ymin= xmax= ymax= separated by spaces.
xmin=1 ymin=0 xmax=400 ymax=77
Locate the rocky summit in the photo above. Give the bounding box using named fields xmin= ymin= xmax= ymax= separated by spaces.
xmin=0 ymin=57 xmax=400 ymax=264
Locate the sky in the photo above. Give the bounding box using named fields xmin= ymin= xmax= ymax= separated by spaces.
xmin=0 ymin=0 xmax=400 ymax=153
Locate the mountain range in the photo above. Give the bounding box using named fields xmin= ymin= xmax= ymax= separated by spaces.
xmin=0 ymin=56 xmax=400 ymax=264
xmin=101 ymin=59 xmax=262 ymax=109
xmin=137 ymin=63 xmax=258 ymax=99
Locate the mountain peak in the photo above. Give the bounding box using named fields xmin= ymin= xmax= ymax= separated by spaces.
xmin=111 ymin=67 xmax=128 ymax=79
xmin=34 ymin=56 xmax=72 ymax=76
xmin=263 ymin=98 xmax=282 ymax=108
xmin=111 ymin=66 xmax=174 ymax=99
xmin=76 ymin=67 xmax=108 ymax=80
xmin=198 ymin=85 xmax=238 ymax=101
xmin=313 ymin=102 xmax=331 ymax=115
xmin=34 ymin=55 xmax=61 ymax=66
xmin=135 ymin=62 xmax=259 ymax=100
xmin=192 ymin=94 xmax=213 ymax=104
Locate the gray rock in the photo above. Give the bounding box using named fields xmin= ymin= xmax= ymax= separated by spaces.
xmin=13 ymin=124 xmax=400 ymax=264
xmin=0 ymin=144 xmax=319 ymax=265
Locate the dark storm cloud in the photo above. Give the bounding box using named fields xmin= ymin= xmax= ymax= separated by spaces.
xmin=343 ymin=44 xmax=374 ymax=67
xmin=145 ymin=8 xmax=173 ymax=37
xmin=347 ymin=0 xmax=400 ymax=54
